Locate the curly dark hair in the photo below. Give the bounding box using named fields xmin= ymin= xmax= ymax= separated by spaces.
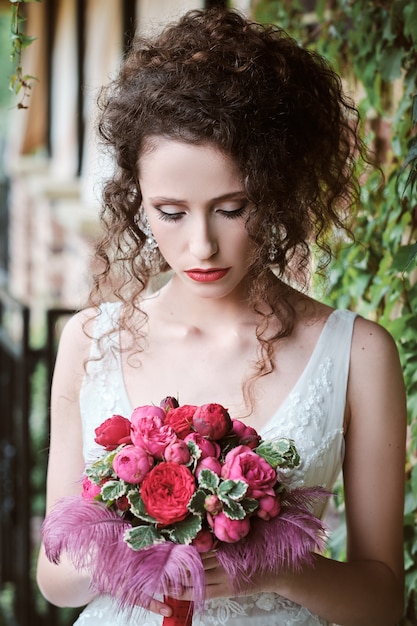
xmin=92 ymin=7 xmax=367 ymax=377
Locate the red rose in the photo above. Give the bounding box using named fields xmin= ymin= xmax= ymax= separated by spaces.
xmin=94 ymin=415 xmax=132 ymax=451
xmin=140 ymin=462 xmax=196 ymax=526
xmin=164 ymin=405 xmax=197 ymax=438
xmin=116 ymin=495 xmax=130 ymax=512
xmin=160 ymin=396 xmax=180 ymax=411
xmin=191 ymin=529 xmax=216 ymax=553
xmin=192 ymin=404 xmax=232 ymax=440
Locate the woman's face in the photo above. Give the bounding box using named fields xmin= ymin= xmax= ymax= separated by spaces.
xmin=138 ymin=138 xmax=254 ymax=300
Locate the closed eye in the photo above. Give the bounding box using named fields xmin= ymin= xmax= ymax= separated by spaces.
xmin=218 ymin=206 xmax=248 ymax=220
xmin=155 ymin=208 xmax=185 ymax=222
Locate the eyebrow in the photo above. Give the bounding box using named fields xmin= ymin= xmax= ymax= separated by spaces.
xmin=148 ymin=191 xmax=246 ymax=204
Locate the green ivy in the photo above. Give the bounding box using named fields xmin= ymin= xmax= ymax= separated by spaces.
xmin=9 ymin=0 xmax=41 ymax=109
xmin=254 ymin=1 xmax=417 ymax=622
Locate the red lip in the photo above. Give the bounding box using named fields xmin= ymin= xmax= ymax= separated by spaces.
xmin=185 ymin=268 xmax=230 ymax=282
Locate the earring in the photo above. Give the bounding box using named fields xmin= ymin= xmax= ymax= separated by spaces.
xmin=137 ymin=209 xmax=159 ymax=269
xmin=268 ymin=224 xmax=278 ymax=263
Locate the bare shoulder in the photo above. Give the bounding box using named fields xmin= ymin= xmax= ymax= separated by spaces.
xmin=346 ymin=314 xmax=406 ymax=433
xmin=350 ymin=314 xmax=402 ymax=369
xmin=53 ymin=307 xmax=100 ymax=388
xmin=60 ymin=307 xmax=97 ymax=338
xmin=57 ymin=307 xmax=97 ymax=353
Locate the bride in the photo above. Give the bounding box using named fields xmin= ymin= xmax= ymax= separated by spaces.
xmin=37 ymin=8 xmax=406 ymax=626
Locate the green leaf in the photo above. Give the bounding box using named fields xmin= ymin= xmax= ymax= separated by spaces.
xmin=164 ymin=514 xmax=202 ymax=544
xmin=188 ymin=489 xmax=209 ymax=515
xmin=218 ymin=479 xmax=248 ymax=501
xmin=222 ymin=499 xmax=246 ymax=520
xmin=256 ymin=438 xmax=300 ymax=469
xmin=413 ymin=94 xmax=417 ymax=125
xmin=16 ymin=34 xmax=37 ymax=49
xmin=404 ymin=4 xmax=417 ymax=41
xmin=198 ymin=468 xmax=219 ymax=490
xmin=86 ymin=451 xmax=116 ymax=482
xmin=405 ymin=489 xmax=417 ymax=518
xmin=411 ymin=464 xmax=417 ymax=497
xmin=379 ymin=47 xmax=404 ymax=82
xmin=187 ymin=439 xmax=201 ymax=460
xmin=241 ymin=497 xmax=259 ymax=514
xmin=128 ymin=490 xmax=158 ymax=522
xmin=124 ymin=525 xmax=164 ymax=550
xmin=391 ymin=244 xmax=417 ymax=272
xmin=101 ymin=480 xmax=127 ymax=502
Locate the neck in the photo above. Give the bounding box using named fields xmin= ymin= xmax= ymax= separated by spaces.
xmin=149 ymin=274 xmax=259 ymax=332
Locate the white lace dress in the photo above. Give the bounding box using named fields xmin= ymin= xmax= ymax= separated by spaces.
xmin=74 ymin=304 xmax=357 ymax=626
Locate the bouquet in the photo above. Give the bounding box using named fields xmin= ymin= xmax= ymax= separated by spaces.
xmin=42 ymin=397 xmax=328 ymax=626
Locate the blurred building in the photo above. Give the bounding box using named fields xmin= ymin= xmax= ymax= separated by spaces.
xmin=2 ymin=0 xmax=251 ymax=322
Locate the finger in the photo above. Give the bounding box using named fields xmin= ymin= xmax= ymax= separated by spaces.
xmin=148 ymin=598 xmax=173 ymax=618
xmin=202 ymin=555 xmax=219 ymax=570
xmin=200 ymin=549 xmax=218 ymax=560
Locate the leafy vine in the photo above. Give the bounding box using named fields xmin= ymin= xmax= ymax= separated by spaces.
xmin=253 ymin=0 xmax=417 ymax=622
xmin=9 ymin=0 xmax=41 ymax=109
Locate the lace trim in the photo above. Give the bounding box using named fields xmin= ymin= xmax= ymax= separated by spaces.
xmin=74 ymin=594 xmax=329 ymax=626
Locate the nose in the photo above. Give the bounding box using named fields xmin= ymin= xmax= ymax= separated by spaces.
xmin=188 ymin=215 xmax=218 ymax=260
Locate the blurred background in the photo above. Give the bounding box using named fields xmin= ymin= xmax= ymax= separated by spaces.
xmin=0 ymin=0 xmax=416 ymax=624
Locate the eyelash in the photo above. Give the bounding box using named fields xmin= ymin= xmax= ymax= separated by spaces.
xmin=156 ymin=210 xmax=183 ymax=223
xmin=156 ymin=205 xmax=248 ymax=223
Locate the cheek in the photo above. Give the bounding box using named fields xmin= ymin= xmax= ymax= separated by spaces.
xmin=232 ymin=231 xmax=254 ymax=263
xmin=149 ymin=223 xmax=179 ymax=255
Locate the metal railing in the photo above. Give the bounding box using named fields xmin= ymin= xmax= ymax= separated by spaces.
xmin=0 ymin=290 xmax=78 ymax=625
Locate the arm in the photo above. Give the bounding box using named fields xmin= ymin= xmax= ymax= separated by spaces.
xmin=36 ymin=310 xmax=173 ymax=617
xmin=36 ymin=310 xmax=98 ymax=607
xmin=204 ymin=317 xmax=406 ymax=626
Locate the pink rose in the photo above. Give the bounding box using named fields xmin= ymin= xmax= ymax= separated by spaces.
xmin=112 ymin=445 xmax=154 ymax=484
xmin=94 ymin=414 xmax=132 ymax=451
xmin=131 ymin=404 xmax=166 ymax=423
xmin=192 ymin=404 xmax=232 ymax=440
xmin=81 ymin=476 xmax=101 ymax=500
xmin=232 ymin=419 xmax=261 ymax=449
xmin=184 ymin=433 xmax=220 ymax=459
xmin=195 ymin=456 xmax=222 ymax=479
xmin=164 ymin=440 xmax=191 ymax=465
xmin=209 ymin=511 xmax=251 ymax=543
xmin=256 ymin=494 xmax=281 ymax=520
xmin=164 ymin=405 xmax=197 ymax=438
xmin=131 ymin=414 xmax=176 ymax=459
xmin=204 ymin=494 xmax=222 ymax=514
xmin=222 ymin=445 xmax=277 ymax=498
xmin=191 ymin=529 xmax=216 ymax=553
xmin=141 ymin=462 xmax=196 ymax=526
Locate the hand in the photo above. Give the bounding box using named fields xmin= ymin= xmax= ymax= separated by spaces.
xmin=175 ymin=551 xmax=235 ymax=602
xmin=198 ymin=551 xmax=276 ymax=600
xmin=203 ymin=551 xmax=236 ymax=600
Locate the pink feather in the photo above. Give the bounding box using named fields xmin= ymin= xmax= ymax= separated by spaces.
xmin=42 ymin=497 xmax=206 ymax=614
xmin=216 ymin=487 xmax=329 ymax=593
xmin=42 ymin=496 xmax=130 ymax=568
xmin=42 ymin=487 xmax=328 ymax=613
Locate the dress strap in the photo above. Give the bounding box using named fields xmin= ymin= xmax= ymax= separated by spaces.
xmin=311 ymin=309 xmax=357 ymax=427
